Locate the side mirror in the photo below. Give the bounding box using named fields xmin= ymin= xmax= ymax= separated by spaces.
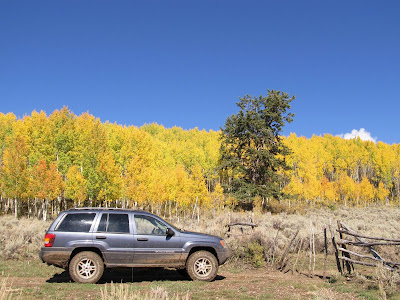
xmin=166 ymin=228 xmax=175 ymax=236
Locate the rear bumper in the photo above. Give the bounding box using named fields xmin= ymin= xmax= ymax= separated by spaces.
xmin=39 ymin=248 xmax=71 ymax=269
xmin=217 ymin=247 xmax=232 ymax=265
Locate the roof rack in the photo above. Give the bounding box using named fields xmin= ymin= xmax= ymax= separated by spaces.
xmin=67 ymin=207 xmax=145 ymax=212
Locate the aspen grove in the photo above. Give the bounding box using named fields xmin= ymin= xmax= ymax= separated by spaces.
xmin=0 ymin=107 xmax=399 ymax=219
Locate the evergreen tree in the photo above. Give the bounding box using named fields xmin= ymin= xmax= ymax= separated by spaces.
xmin=220 ymin=90 xmax=295 ymax=202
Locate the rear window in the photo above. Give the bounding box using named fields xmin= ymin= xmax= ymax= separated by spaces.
xmin=56 ymin=213 xmax=96 ymax=232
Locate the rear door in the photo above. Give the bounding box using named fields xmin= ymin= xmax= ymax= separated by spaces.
xmin=93 ymin=212 xmax=134 ymax=265
xmin=132 ymin=214 xmax=183 ymax=266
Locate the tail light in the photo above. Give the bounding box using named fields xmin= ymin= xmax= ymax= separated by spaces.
xmin=44 ymin=233 xmax=56 ymax=247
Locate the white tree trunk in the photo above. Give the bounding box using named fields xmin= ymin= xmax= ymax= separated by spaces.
xmin=43 ymin=199 xmax=47 ymax=222
xmin=14 ymin=198 xmax=18 ymax=219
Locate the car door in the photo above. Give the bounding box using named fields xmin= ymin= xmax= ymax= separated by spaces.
xmin=132 ymin=214 xmax=183 ymax=266
xmin=93 ymin=212 xmax=135 ymax=265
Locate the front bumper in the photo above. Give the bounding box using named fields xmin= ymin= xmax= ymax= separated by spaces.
xmin=216 ymin=247 xmax=232 ymax=265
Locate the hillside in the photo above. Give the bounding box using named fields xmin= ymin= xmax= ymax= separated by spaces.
xmin=0 ymin=108 xmax=399 ymax=218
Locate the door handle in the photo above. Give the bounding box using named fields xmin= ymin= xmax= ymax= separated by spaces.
xmin=137 ymin=238 xmax=148 ymax=241
xmin=96 ymin=236 xmax=107 ymax=239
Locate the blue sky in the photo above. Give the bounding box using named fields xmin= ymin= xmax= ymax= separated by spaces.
xmin=1 ymin=1 xmax=399 ymax=143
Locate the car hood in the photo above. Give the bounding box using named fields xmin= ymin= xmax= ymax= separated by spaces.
xmin=179 ymin=230 xmax=221 ymax=240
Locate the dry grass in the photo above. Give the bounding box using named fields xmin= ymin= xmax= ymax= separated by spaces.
xmin=0 ymin=278 xmax=11 ymax=300
xmin=170 ymin=205 xmax=400 ymax=262
xmin=312 ymin=287 xmax=359 ymax=300
xmin=0 ymin=278 xmax=20 ymax=300
xmin=100 ymin=283 xmax=190 ymax=300
xmin=1 ymin=205 xmax=400 ymax=271
xmin=0 ymin=216 xmax=51 ymax=260
xmin=375 ymin=263 xmax=400 ymax=299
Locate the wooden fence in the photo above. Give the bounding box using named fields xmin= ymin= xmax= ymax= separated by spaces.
xmin=334 ymin=221 xmax=400 ymax=274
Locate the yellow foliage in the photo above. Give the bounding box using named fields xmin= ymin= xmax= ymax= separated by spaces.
xmin=1 ymin=108 xmax=400 ymax=212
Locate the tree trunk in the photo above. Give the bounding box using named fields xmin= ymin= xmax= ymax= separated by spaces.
xmin=14 ymin=198 xmax=18 ymax=219
xmin=34 ymin=198 xmax=38 ymax=219
xmin=43 ymin=199 xmax=48 ymax=222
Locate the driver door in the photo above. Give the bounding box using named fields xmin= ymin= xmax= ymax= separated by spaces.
xmin=132 ymin=214 xmax=182 ymax=266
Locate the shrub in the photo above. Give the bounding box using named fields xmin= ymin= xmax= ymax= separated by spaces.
xmin=0 ymin=216 xmax=51 ymax=260
xmin=375 ymin=263 xmax=400 ymax=298
xmin=246 ymin=241 xmax=265 ymax=267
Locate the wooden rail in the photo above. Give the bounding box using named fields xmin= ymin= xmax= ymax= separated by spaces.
xmin=334 ymin=221 xmax=400 ymax=274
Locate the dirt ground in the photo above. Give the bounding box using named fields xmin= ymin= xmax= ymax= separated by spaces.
xmin=2 ymin=263 xmax=365 ymax=300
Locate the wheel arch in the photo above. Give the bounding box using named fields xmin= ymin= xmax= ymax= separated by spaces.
xmin=187 ymin=246 xmax=218 ymax=263
xmin=69 ymin=247 xmax=105 ymax=265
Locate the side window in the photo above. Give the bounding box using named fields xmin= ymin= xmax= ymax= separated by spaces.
xmin=56 ymin=213 xmax=96 ymax=232
xmin=97 ymin=213 xmax=130 ymax=233
xmin=134 ymin=215 xmax=168 ymax=235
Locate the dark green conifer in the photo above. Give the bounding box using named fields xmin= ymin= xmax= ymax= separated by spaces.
xmin=220 ymin=90 xmax=295 ymax=203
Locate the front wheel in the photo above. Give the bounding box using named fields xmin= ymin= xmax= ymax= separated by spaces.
xmin=69 ymin=251 xmax=104 ymax=283
xmin=186 ymin=251 xmax=218 ymax=281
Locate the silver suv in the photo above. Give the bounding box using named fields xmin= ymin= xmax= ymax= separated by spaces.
xmin=39 ymin=208 xmax=231 ymax=283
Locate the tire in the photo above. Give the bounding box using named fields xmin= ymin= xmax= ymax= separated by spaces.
xmin=69 ymin=251 xmax=104 ymax=283
xmin=186 ymin=250 xmax=218 ymax=281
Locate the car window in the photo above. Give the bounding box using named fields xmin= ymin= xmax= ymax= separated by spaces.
xmin=55 ymin=213 xmax=96 ymax=232
xmin=134 ymin=215 xmax=168 ymax=235
xmin=97 ymin=213 xmax=130 ymax=233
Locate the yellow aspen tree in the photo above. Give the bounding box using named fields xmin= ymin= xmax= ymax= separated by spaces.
xmin=174 ymin=164 xmax=191 ymax=209
xmin=49 ymin=107 xmax=77 ymax=175
xmin=189 ymin=165 xmax=210 ymax=208
xmin=26 ymin=110 xmax=55 ymax=165
xmin=283 ymin=176 xmax=304 ymax=202
xmin=65 ymin=165 xmax=87 ymax=207
xmin=0 ymin=113 xmax=16 ymax=157
xmin=320 ymin=177 xmax=338 ymax=205
xmin=211 ymin=183 xmax=224 ymax=211
xmin=359 ymin=177 xmax=374 ymax=206
xmin=96 ymin=151 xmax=122 ymax=206
xmin=376 ymin=182 xmax=389 ymax=205
xmin=1 ymin=136 xmax=30 ymax=218
xmin=31 ymin=159 xmax=65 ymax=220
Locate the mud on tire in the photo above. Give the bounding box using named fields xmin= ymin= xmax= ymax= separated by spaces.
xmin=69 ymin=251 xmax=104 ymax=283
xmin=186 ymin=250 xmax=218 ymax=281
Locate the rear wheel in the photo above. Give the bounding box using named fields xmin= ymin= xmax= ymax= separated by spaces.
xmin=69 ymin=251 xmax=104 ymax=283
xmin=186 ymin=251 xmax=218 ymax=281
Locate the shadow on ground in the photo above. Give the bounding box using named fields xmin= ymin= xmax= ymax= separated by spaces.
xmin=47 ymin=268 xmax=226 ymax=284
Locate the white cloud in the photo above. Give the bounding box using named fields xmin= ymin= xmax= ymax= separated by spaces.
xmin=338 ymin=128 xmax=376 ymax=143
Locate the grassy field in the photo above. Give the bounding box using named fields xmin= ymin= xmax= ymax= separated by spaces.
xmin=1 ymin=206 xmax=400 ymax=299
xmin=1 ymin=257 xmax=398 ymax=300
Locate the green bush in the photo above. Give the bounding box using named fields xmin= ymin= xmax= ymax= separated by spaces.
xmin=246 ymin=241 xmax=265 ymax=267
